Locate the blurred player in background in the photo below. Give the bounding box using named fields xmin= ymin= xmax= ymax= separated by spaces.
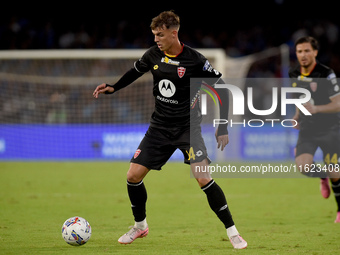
xmin=93 ymin=11 xmax=247 ymax=249
xmin=289 ymin=36 xmax=340 ymax=222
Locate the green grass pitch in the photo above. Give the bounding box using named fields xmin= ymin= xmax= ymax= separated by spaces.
xmin=1 ymin=161 xmax=339 ymax=254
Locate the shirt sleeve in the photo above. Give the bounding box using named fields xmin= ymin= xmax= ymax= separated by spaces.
xmin=105 ymin=49 xmax=153 ymax=94
xmin=197 ymin=54 xmax=227 ymax=135
xmin=215 ymin=78 xmax=229 ymax=136
xmin=326 ymin=70 xmax=340 ymax=98
xmin=198 ymin=54 xmax=222 ymax=85
xmin=134 ymin=48 xmax=152 ymax=73
xmin=105 ymin=68 xmax=143 ymax=94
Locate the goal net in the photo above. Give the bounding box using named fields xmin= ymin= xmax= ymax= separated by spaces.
xmin=0 ymin=46 xmax=289 ymax=161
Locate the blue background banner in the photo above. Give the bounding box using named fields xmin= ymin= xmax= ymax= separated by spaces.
xmin=240 ymin=126 xmax=297 ymax=160
xmin=0 ymin=124 xmax=322 ymax=161
xmin=0 ymin=124 xmax=150 ymax=160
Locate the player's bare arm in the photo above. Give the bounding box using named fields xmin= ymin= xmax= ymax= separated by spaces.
xmin=303 ymin=94 xmax=340 ymax=114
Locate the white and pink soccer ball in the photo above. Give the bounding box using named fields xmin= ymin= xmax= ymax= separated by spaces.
xmin=61 ymin=216 xmax=91 ymax=246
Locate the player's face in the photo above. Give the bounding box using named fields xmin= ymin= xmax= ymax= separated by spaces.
xmin=152 ymin=26 xmax=177 ymax=52
xmin=296 ymin=42 xmax=318 ymax=69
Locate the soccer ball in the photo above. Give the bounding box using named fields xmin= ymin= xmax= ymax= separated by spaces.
xmin=61 ymin=216 xmax=91 ymax=246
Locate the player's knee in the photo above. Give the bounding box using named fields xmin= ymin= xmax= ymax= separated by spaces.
xmin=196 ymin=178 xmax=212 ymax=188
xmin=295 ymin=156 xmax=313 ymax=169
xmin=126 ymin=170 xmax=142 ymax=183
xmin=126 ymin=164 xmax=149 ymax=183
xmin=295 ymin=158 xmax=314 ymax=176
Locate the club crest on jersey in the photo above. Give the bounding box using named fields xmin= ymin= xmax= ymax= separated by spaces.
xmin=134 ymin=149 xmax=141 ymax=159
xmin=310 ymin=82 xmax=317 ymax=92
xmin=177 ymin=67 xmax=186 ymax=78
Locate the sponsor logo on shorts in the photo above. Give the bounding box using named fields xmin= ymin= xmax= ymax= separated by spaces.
xmin=186 ymin=147 xmax=204 ymax=161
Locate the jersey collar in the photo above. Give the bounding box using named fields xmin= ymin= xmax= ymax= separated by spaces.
xmin=164 ymin=43 xmax=184 ymax=58
xmin=300 ymin=62 xmax=317 ymax=76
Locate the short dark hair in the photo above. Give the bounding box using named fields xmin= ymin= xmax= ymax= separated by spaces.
xmin=295 ymin=36 xmax=319 ymax=50
xmin=150 ymin=11 xmax=180 ymax=30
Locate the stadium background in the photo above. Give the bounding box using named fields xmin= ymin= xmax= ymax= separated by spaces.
xmin=1 ymin=1 xmax=340 ymax=162
xmin=2 ymin=2 xmax=340 ymax=254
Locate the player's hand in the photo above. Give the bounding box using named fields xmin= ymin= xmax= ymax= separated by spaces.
xmin=215 ymin=129 xmax=229 ymax=151
xmin=93 ymin=83 xmax=114 ymax=98
xmin=303 ymin=102 xmax=318 ymax=114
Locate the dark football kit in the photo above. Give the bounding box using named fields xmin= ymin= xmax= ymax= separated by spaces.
xmin=107 ymin=44 xmax=228 ymax=170
xmin=289 ymin=62 xmax=340 ymax=166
